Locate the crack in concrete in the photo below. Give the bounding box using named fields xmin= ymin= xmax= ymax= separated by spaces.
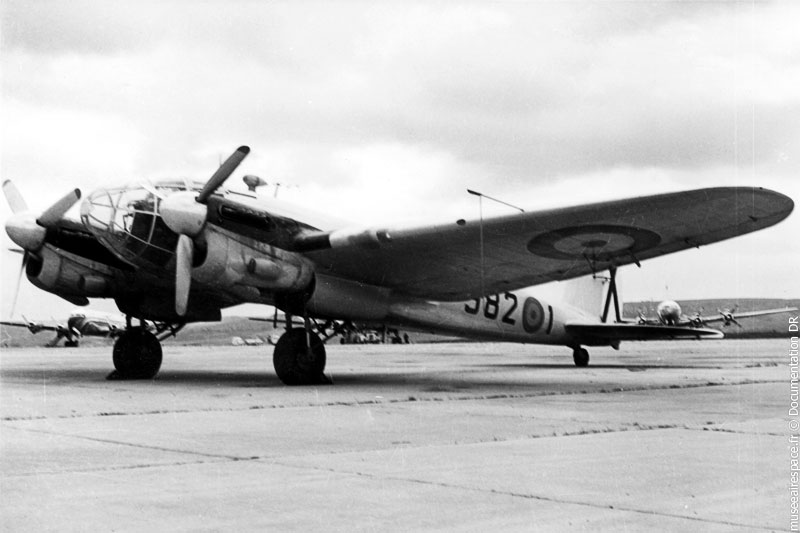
xmin=7 ymin=458 xmax=227 ymax=478
xmin=1 ymin=379 xmax=780 ymax=422
xmin=2 ymin=419 xmax=783 ymax=531
xmin=4 ymin=424 xmax=254 ymax=463
xmin=271 ymin=461 xmax=779 ymax=531
xmin=3 ymin=418 xmax=776 ymax=481
xmin=691 ymin=426 xmax=783 ymax=437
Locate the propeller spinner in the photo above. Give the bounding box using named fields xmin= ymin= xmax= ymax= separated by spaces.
xmin=3 ymin=181 xmax=82 ymax=316
xmin=159 ymin=146 xmax=250 ymax=315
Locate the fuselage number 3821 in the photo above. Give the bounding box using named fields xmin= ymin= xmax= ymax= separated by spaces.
xmin=464 ymin=293 xmax=549 ymax=334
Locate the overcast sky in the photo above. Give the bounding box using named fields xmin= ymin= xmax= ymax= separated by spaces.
xmin=1 ymin=1 xmax=798 ymax=321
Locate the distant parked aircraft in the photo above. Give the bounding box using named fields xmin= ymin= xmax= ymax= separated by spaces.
xmin=1 ymin=309 xmax=126 ymax=347
xmin=635 ymin=300 xmax=797 ymax=328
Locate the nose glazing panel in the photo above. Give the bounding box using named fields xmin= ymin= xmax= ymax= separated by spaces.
xmin=81 ymin=181 xmax=193 ymax=270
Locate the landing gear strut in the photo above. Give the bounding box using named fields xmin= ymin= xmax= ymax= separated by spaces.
xmin=111 ymin=327 xmax=162 ymax=379
xmin=573 ymin=347 xmax=589 ymax=367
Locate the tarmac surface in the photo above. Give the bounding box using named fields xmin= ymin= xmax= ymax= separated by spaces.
xmin=0 ymin=339 xmax=790 ymax=531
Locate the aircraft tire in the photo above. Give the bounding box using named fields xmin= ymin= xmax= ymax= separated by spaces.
xmin=112 ymin=327 xmax=162 ymax=379
xmin=273 ymin=328 xmax=327 ymax=385
xmin=573 ymin=347 xmax=589 ymax=367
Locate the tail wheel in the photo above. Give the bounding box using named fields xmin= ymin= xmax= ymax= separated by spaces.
xmin=112 ymin=327 xmax=162 ymax=379
xmin=273 ymin=328 xmax=327 ymax=385
xmin=573 ymin=347 xmax=589 ymax=367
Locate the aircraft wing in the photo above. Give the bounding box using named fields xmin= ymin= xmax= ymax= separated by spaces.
xmin=564 ymin=322 xmax=724 ymax=343
xmin=0 ymin=321 xmax=60 ymax=334
xmin=302 ymin=187 xmax=793 ymax=300
xmin=696 ymin=307 xmax=799 ymax=325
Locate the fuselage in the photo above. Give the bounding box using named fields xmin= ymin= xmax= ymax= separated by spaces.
xmin=656 ymin=300 xmax=682 ymax=325
xmin=304 ymin=274 xmax=595 ymax=346
xmin=67 ymin=311 xmax=125 ymax=338
xmin=71 ymin=179 xmax=599 ymax=346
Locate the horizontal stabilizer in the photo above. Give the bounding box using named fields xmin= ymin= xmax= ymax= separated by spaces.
xmin=566 ymin=322 xmax=723 ymax=342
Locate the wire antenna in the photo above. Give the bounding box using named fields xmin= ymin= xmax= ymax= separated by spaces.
xmin=473 ymin=192 xmax=486 ymax=298
xmin=466 ymin=189 xmax=524 ymax=213
xmin=467 ymin=189 xmax=525 ymax=298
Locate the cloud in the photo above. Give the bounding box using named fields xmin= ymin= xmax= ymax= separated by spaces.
xmin=5 ymin=2 xmax=799 ymax=181
xmin=1 ymin=0 xmax=798 ymax=310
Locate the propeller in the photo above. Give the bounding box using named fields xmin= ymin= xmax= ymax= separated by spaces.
xmin=717 ymin=306 xmax=742 ymax=328
xmin=9 ymin=253 xmax=29 ymax=320
xmin=3 ymin=181 xmax=82 ymax=317
xmin=689 ymin=307 xmax=705 ymax=327
xmin=159 ymin=146 xmax=250 ymax=315
xmin=174 ymin=235 xmax=194 ymax=316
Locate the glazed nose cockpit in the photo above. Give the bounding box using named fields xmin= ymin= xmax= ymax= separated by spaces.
xmin=80 ymin=179 xmax=204 ymax=270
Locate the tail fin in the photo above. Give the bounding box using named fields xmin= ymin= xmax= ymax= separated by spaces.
xmin=561 ymin=274 xmax=619 ymax=321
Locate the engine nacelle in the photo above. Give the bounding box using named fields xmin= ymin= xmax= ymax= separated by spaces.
xmin=78 ymin=275 xmax=109 ymax=295
xmin=192 ymin=226 xmax=314 ymax=295
xmin=26 ymin=247 xmax=114 ymax=300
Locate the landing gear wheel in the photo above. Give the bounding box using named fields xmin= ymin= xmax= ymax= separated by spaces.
xmin=573 ymin=347 xmax=589 ymax=367
xmin=64 ymin=340 xmax=79 ymax=348
xmin=111 ymin=327 xmax=162 ymax=379
xmin=273 ymin=328 xmax=328 ymax=385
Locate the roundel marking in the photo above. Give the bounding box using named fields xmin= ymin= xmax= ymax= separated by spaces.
xmin=527 ymin=224 xmax=661 ymax=261
xmin=522 ymin=297 xmax=545 ymax=333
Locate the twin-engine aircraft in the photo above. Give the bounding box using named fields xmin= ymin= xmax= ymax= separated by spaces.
xmin=2 ymin=146 xmax=794 ymax=384
xmin=0 ymin=309 xmax=127 ymax=347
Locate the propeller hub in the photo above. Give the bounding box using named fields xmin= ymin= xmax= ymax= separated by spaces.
xmin=160 ymin=191 xmax=207 ymax=238
xmin=5 ymin=212 xmax=46 ymax=251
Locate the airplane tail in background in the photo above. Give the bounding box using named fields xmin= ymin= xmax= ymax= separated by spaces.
xmin=560 ymin=274 xmax=619 ymax=321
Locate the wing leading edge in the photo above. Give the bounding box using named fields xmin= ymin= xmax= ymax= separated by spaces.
xmin=304 ymin=187 xmax=794 ymax=300
xmin=0 ymin=321 xmax=60 ymax=333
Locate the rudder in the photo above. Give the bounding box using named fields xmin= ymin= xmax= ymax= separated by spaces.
xmin=560 ymin=273 xmax=619 ymax=322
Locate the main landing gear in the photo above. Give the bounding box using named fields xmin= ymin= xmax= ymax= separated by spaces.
xmin=272 ymin=313 xmax=332 ymax=386
xmin=107 ymin=318 xmax=184 ymax=380
xmin=273 ymin=328 xmax=328 ymax=385
xmin=112 ymin=327 xmax=162 ymax=379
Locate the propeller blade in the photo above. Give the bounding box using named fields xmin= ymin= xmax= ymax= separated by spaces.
xmin=2 ymin=180 xmax=28 ymax=214
xmin=9 ymin=252 xmax=28 ymax=318
xmin=37 ymin=189 xmax=82 ymax=228
xmin=175 ymin=234 xmax=194 ymax=316
xmin=196 ymin=145 xmax=250 ymax=204
xmin=142 ymin=182 xmax=166 ymax=200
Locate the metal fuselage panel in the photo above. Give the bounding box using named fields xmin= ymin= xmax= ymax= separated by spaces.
xmin=386 ymin=289 xmax=588 ymax=345
xmin=305 ymin=275 xmax=588 ymax=346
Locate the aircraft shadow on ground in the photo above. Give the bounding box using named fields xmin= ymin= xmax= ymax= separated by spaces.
xmin=0 ymin=368 xmax=270 ymax=387
xmin=0 ymin=361 xmax=722 ymax=389
xmin=481 ymin=363 xmax=723 ymax=370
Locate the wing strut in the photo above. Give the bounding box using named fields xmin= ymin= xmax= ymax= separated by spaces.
xmin=600 ymin=266 xmax=622 ymax=324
